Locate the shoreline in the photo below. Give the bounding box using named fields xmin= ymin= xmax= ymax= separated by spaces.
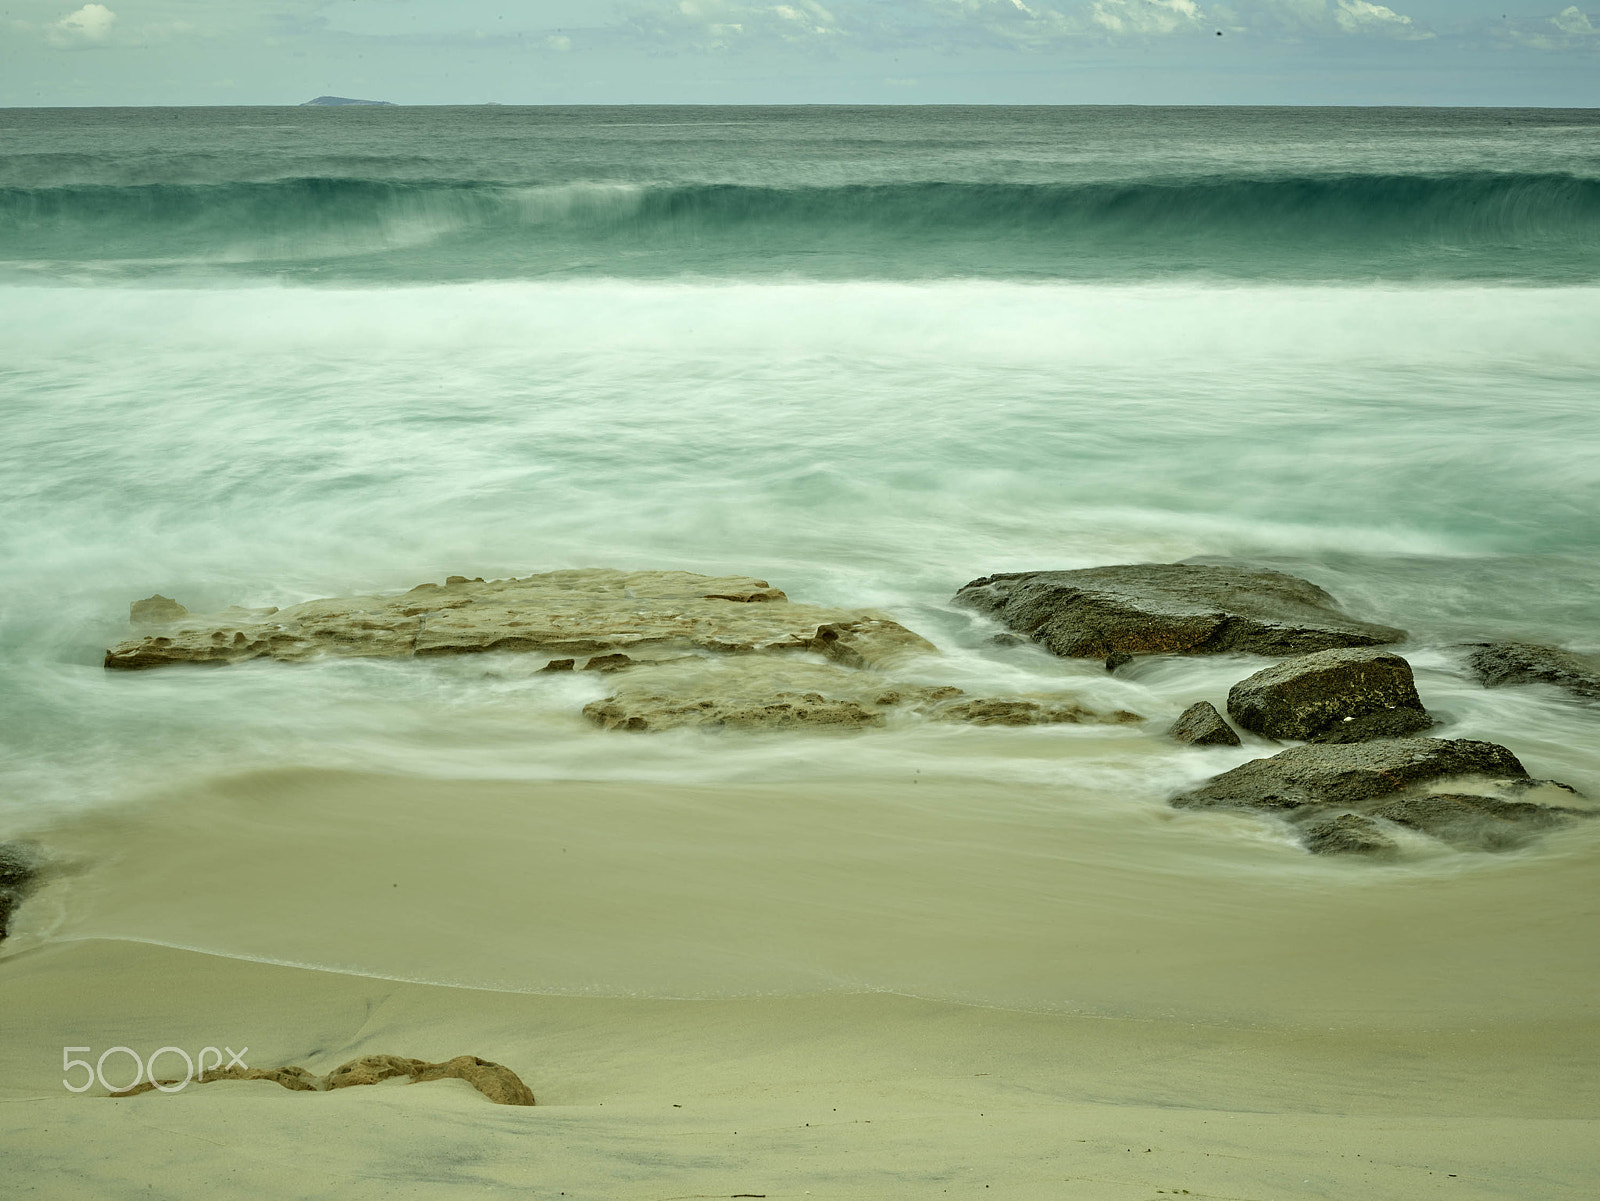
xmin=9 ymin=766 xmax=1600 ymax=1021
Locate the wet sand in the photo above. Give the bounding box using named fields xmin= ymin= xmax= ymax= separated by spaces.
xmin=3 ymin=767 xmax=1597 ymax=1197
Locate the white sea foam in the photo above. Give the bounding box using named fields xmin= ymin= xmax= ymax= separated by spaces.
xmin=1 ymin=279 xmax=1597 ymax=838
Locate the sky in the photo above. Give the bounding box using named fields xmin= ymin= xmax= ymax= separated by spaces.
xmin=0 ymin=0 xmax=1596 ymax=106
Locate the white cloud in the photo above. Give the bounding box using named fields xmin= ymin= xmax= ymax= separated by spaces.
xmin=1331 ymin=0 xmax=1415 ymax=36
xmin=47 ymin=2 xmax=116 ymax=46
xmin=1552 ymin=5 xmax=1597 ymax=35
xmin=619 ymin=0 xmax=1449 ymax=52
xmin=1091 ymin=0 xmax=1204 ymax=36
xmin=1210 ymin=0 xmax=1431 ymax=40
xmin=1493 ymin=5 xmax=1600 ymax=50
xmin=624 ymin=0 xmax=845 ymax=49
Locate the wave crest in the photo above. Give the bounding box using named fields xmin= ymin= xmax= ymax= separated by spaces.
xmin=3 ymin=172 xmax=1597 ymax=280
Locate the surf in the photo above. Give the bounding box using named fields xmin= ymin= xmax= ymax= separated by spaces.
xmin=4 ymin=171 xmax=1598 ymax=281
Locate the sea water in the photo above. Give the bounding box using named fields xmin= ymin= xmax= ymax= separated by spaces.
xmin=2 ymin=107 xmax=1599 ymax=1004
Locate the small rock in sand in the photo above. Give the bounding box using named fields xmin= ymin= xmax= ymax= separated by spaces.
xmin=113 ymin=1054 xmax=534 ymax=1105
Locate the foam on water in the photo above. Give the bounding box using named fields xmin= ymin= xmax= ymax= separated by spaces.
xmin=2 ymin=109 xmax=1598 ymax=1002
xmin=2 ymin=278 xmax=1597 ymax=841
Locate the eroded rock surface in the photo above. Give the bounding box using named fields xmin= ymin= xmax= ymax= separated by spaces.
xmin=954 ymin=563 xmax=1404 ymax=662
xmin=1171 ymin=738 xmax=1586 ymax=855
xmin=114 ymin=1054 xmax=534 ymax=1105
xmin=583 ymin=660 xmax=1141 ymax=733
xmin=1226 ymin=648 xmax=1431 ymax=744
xmin=0 ymin=842 xmax=39 ymax=943
xmin=106 ymin=570 xmax=936 ymax=673
xmin=1167 ymin=701 xmax=1241 ymax=747
xmin=107 ymin=570 xmax=1145 ymax=737
xmin=1465 ymin=642 xmax=1600 ymax=701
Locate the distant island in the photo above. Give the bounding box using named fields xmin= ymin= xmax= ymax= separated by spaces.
xmin=300 ymin=96 xmax=394 ymax=107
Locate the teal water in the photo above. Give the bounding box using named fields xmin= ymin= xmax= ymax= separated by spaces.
xmin=1 ymin=106 xmax=1598 ymax=852
xmin=4 ymin=106 xmax=1600 ymax=282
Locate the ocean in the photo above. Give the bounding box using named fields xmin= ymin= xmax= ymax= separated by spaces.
xmin=2 ymin=105 xmax=1598 ymax=1020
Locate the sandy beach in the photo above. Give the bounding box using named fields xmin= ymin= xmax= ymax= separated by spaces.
xmin=3 ymin=766 xmax=1597 ymax=1199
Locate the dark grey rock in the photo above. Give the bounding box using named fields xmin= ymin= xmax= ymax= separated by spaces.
xmin=1300 ymin=813 xmax=1397 ymax=856
xmin=1368 ymin=793 xmax=1584 ymax=851
xmin=1226 ymin=648 xmax=1430 ymax=743
xmin=1167 ymin=701 xmax=1241 ymax=747
xmin=0 ymin=842 xmax=39 ymax=943
xmin=581 ymin=653 xmax=634 ymax=673
xmin=953 ymin=563 xmax=1404 ymax=662
xmin=1465 ymin=642 xmax=1600 ymax=701
xmin=1310 ymin=708 xmax=1435 ymax=744
xmin=1170 ymin=738 xmax=1587 ymax=857
xmin=1171 ymin=738 xmax=1529 ymax=814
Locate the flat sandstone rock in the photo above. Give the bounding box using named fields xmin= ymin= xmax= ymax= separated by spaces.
xmin=106 ymin=570 xmax=936 ymax=672
xmin=954 ymin=563 xmax=1404 ymax=661
xmin=584 ymin=660 xmax=1141 ymax=732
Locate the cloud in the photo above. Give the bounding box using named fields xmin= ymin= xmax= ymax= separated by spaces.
xmin=618 ymin=0 xmax=1438 ymax=52
xmin=1331 ymin=1 xmax=1418 ymax=38
xmin=622 ymin=0 xmax=847 ymax=50
xmin=1553 ymin=4 xmax=1598 ymax=34
xmin=46 ymin=2 xmax=116 ymax=46
xmin=1091 ymin=0 xmax=1204 ymax=36
xmin=1212 ymin=0 xmax=1431 ymax=41
xmin=1497 ymin=6 xmax=1600 ymax=51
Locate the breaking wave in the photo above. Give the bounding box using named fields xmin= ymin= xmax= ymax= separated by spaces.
xmin=2 ymin=172 xmax=1598 ymax=281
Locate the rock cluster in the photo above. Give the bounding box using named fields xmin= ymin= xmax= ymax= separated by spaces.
xmin=99 ymin=562 xmax=1592 ymax=861
xmin=112 ymin=1054 xmax=535 ymax=1105
xmin=953 ymin=561 xmax=1592 ymax=855
xmin=108 ymin=570 xmax=1141 ymax=733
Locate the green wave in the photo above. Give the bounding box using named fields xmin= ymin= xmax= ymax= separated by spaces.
xmin=4 ymin=172 xmax=1598 ymax=281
